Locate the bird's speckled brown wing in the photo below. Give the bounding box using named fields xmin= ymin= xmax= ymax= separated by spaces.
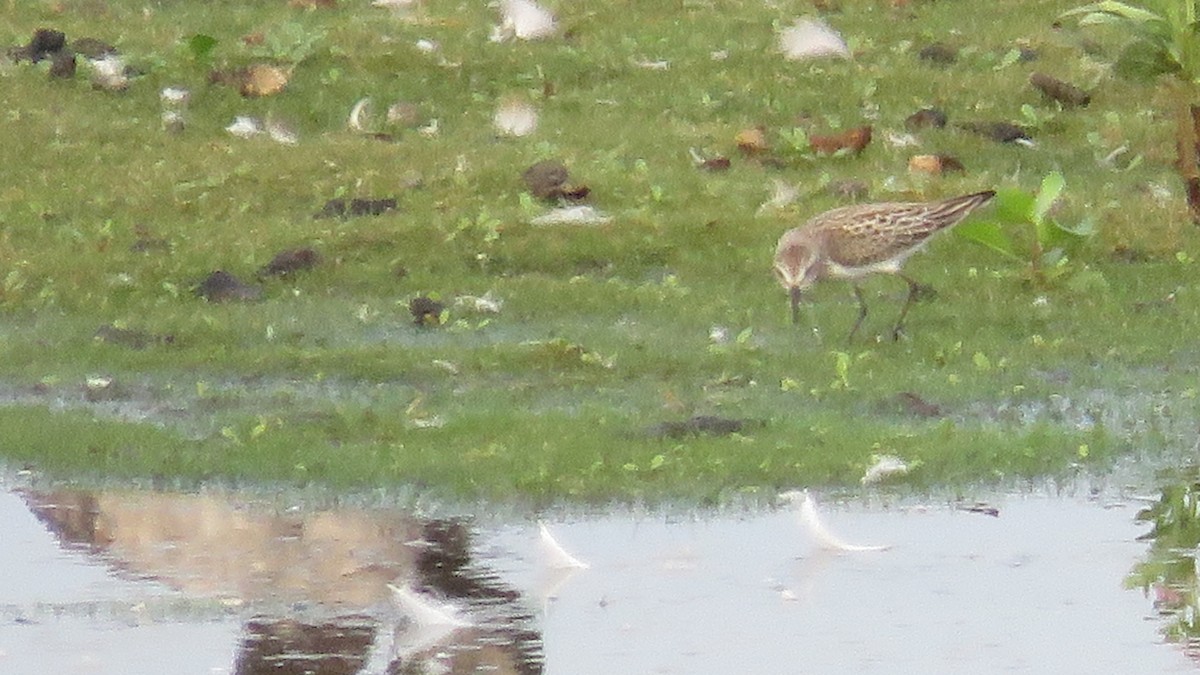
xmin=812 ymin=192 xmax=994 ymax=268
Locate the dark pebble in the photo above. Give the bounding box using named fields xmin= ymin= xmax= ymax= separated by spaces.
xmin=259 ymin=247 xmax=322 ymax=278
xmin=523 ymin=160 xmax=570 ymax=200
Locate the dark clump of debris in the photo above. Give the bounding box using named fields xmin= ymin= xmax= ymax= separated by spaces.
xmin=958 ymin=121 xmax=1031 ymax=144
xmin=195 ymin=270 xmax=263 ymax=302
xmin=20 ymin=28 xmax=66 ymax=62
xmin=259 ymin=247 xmax=322 ymax=278
xmin=314 ymin=197 xmax=398 ymax=219
xmin=48 ymin=50 xmax=75 ymax=78
xmin=895 ymin=391 xmax=943 ymax=418
xmin=409 ymin=296 xmax=445 ymax=326
xmin=698 ymin=156 xmax=731 ymax=172
xmin=957 ymin=501 xmax=1000 ymax=518
xmin=8 ymin=28 xmax=122 ymax=83
xmin=643 ymin=415 xmax=762 ymax=439
xmin=918 ymin=43 xmax=958 ymax=66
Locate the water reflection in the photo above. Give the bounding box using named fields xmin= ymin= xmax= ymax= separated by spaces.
xmin=2 ymin=484 xmax=1195 ymax=674
xmin=1127 ymin=470 xmax=1200 ymax=661
xmin=13 ymin=488 xmax=542 ymax=675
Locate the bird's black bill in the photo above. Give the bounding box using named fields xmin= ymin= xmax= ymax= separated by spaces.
xmin=789 ymin=286 xmax=803 ymax=325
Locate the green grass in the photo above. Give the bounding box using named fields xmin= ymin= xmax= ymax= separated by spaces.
xmin=0 ymin=0 xmax=1198 ymax=503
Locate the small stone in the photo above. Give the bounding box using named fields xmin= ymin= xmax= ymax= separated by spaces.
xmin=259 ymin=247 xmax=322 ymax=277
xmin=1029 ymin=72 xmax=1091 ymax=108
xmin=523 ymin=160 xmax=569 ymax=199
xmin=908 ymin=154 xmax=965 ymax=175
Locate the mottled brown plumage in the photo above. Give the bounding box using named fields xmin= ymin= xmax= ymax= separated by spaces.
xmin=773 ymin=190 xmax=995 ymax=341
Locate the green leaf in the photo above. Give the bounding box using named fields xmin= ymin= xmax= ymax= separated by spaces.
xmin=1039 ymin=222 xmax=1087 ymax=251
xmin=955 ymin=220 xmax=1022 ymax=260
xmin=187 ymin=34 xmax=218 ymax=60
xmin=1064 ymin=1 xmax=1166 ymax=25
xmin=1033 ymin=171 xmax=1066 ymax=225
xmin=1115 ymin=40 xmax=1182 ymax=80
xmin=991 ymin=187 xmax=1036 ymax=224
xmin=1059 ymin=214 xmax=1097 ymax=237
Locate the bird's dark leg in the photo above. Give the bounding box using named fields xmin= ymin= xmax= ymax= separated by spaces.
xmin=891 ymin=274 xmax=922 ymax=341
xmin=848 ymin=285 xmax=868 ymax=343
xmin=789 ymin=286 xmax=803 ymax=326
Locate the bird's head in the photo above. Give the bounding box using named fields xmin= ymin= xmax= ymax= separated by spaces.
xmin=773 ymin=238 xmax=819 ymax=325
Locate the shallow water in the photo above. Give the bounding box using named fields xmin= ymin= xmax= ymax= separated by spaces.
xmin=0 ymin=484 xmax=1193 ymax=674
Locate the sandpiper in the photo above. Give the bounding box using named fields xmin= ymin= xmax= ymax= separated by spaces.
xmin=773 ymin=190 xmax=995 ymax=341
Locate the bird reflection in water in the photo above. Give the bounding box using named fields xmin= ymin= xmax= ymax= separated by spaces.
xmin=18 ymin=489 xmax=544 ymax=675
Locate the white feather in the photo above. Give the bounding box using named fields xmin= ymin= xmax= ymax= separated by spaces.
xmin=388 ymin=584 xmax=472 ymax=628
xmin=348 ymin=97 xmax=371 ymax=132
xmin=783 ymin=490 xmax=890 ymax=552
xmin=539 ymin=522 xmax=589 ymax=569
xmin=757 ymin=178 xmax=799 ymax=215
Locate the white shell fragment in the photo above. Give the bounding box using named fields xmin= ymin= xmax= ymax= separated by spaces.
xmin=493 ymin=98 xmax=538 ymax=137
xmin=90 ymin=54 xmax=129 ymax=91
xmin=531 ymin=205 xmax=612 ymax=226
xmin=266 ymin=119 xmax=299 ymax=145
xmin=778 ymin=18 xmax=850 ymax=61
xmin=225 ymin=116 xmax=264 ymax=138
xmin=492 ymin=0 xmax=557 ymax=41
